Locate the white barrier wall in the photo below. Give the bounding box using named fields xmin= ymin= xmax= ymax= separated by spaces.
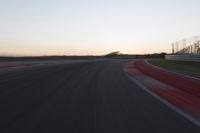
xmin=165 ymin=55 xmax=200 ymax=62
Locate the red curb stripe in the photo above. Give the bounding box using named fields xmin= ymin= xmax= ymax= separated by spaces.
xmin=124 ymin=61 xmax=200 ymax=121
xmin=134 ymin=60 xmax=200 ymax=98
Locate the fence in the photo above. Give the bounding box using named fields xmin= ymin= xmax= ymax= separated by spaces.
xmin=172 ymin=36 xmax=200 ymax=55
xmin=166 ymin=36 xmax=200 ymax=61
xmin=177 ymin=41 xmax=200 ymax=55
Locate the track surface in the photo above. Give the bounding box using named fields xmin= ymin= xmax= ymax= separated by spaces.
xmin=0 ymin=60 xmax=199 ymax=132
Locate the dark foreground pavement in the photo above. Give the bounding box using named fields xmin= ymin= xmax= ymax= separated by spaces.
xmin=0 ymin=60 xmax=199 ymax=133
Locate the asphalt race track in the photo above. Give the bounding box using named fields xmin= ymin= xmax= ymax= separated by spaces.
xmin=0 ymin=60 xmax=199 ymax=133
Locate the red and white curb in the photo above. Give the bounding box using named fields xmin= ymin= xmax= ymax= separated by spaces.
xmin=124 ymin=60 xmax=200 ymax=127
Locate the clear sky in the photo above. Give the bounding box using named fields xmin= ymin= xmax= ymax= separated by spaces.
xmin=0 ymin=0 xmax=200 ymax=56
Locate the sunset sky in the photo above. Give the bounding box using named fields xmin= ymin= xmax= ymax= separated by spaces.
xmin=0 ymin=0 xmax=200 ymax=56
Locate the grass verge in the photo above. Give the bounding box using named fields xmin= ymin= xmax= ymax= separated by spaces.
xmin=148 ymin=59 xmax=200 ymax=78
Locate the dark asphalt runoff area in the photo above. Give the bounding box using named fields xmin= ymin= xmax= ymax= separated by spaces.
xmin=0 ymin=60 xmax=199 ymax=133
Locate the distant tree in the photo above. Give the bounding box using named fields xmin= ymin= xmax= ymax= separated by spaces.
xmin=160 ymin=52 xmax=167 ymax=58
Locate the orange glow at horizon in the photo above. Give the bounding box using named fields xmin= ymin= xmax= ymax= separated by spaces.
xmin=0 ymin=0 xmax=199 ymax=56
